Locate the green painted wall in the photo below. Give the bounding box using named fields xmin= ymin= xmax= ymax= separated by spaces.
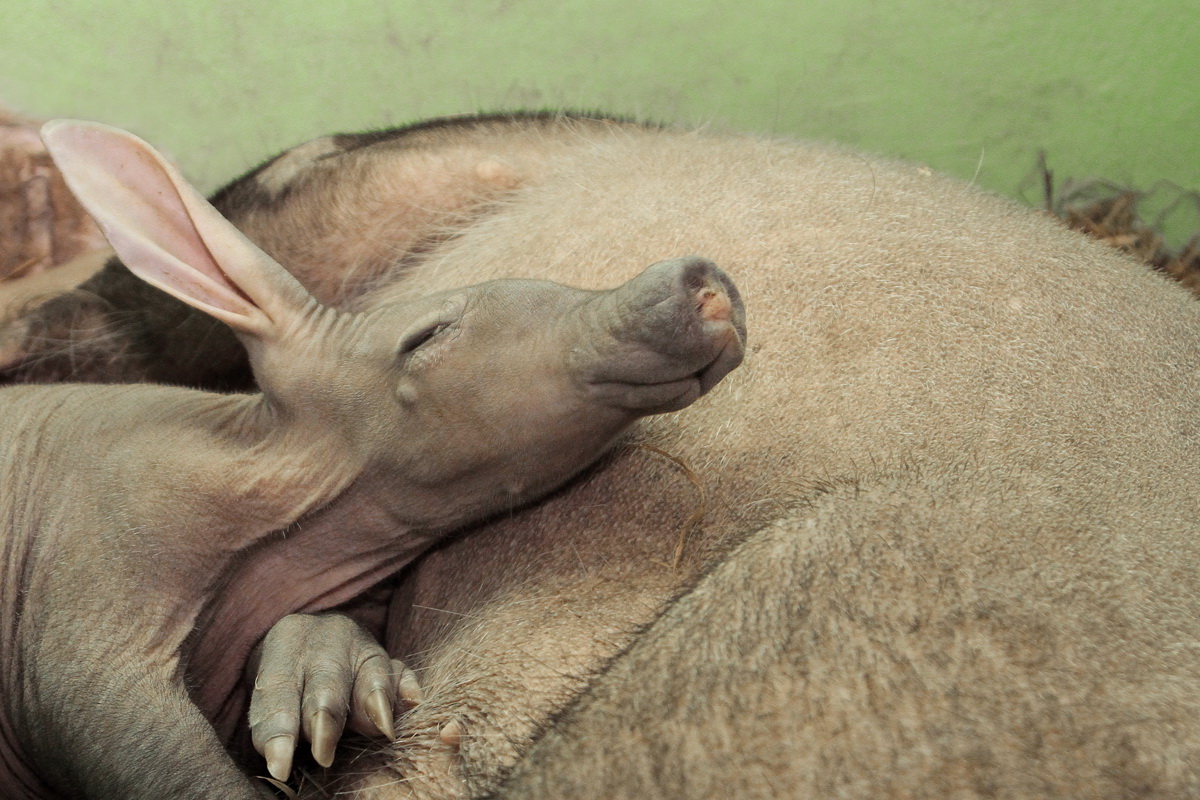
xmin=2 ymin=1 xmax=1197 ymax=238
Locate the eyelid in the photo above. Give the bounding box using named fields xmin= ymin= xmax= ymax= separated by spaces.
xmin=398 ymin=321 xmax=450 ymax=355
xmin=395 ymin=297 xmax=465 ymax=359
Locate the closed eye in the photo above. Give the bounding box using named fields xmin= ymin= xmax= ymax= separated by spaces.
xmin=398 ymin=322 xmax=449 ymax=356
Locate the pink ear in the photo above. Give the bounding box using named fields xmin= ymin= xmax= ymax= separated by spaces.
xmin=41 ymin=121 xmax=308 ymax=336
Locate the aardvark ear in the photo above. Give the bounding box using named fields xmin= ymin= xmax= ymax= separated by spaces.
xmin=41 ymin=120 xmax=312 ymax=338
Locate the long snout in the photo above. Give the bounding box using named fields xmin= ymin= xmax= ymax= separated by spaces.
xmin=572 ymin=256 xmax=746 ymax=414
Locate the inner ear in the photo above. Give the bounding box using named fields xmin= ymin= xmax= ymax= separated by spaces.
xmin=42 ymin=120 xmax=305 ymax=334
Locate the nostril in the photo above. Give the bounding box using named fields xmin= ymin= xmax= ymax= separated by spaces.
xmin=697 ymin=288 xmax=732 ymax=322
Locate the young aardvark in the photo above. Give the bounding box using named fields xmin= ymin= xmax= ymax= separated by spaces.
xmin=0 ymin=121 xmax=745 ymax=800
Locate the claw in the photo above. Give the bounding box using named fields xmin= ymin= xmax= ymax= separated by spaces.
xmin=397 ymin=666 xmax=426 ymax=705
xmin=263 ymin=734 xmax=295 ymax=782
xmin=310 ymin=707 xmax=339 ymax=768
xmin=439 ymin=717 xmax=464 ymax=750
xmin=366 ymin=687 xmax=396 ymax=740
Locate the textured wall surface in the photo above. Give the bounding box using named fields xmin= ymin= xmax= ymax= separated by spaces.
xmin=1 ymin=1 xmax=1197 ymax=228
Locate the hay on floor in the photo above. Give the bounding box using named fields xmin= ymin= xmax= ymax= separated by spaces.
xmin=1040 ymin=154 xmax=1200 ymax=296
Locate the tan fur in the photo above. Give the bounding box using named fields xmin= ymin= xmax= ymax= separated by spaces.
xmin=311 ymin=127 xmax=1200 ymax=798
xmin=8 ymin=115 xmax=1196 ymax=797
xmin=232 ymin=117 xmax=643 ymax=306
xmin=1 ymin=121 xmax=743 ymax=799
xmin=0 ymin=115 xmax=646 ymax=386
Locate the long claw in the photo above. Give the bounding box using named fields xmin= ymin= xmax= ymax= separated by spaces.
xmin=310 ymin=707 xmax=339 ymax=768
xmin=263 ymin=734 xmax=295 ymax=782
xmin=367 ymin=687 xmax=396 ymax=740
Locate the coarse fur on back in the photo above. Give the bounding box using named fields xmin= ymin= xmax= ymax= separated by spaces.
xmin=5 ymin=113 xmax=1199 ymax=798
xmin=0 ymin=119 xmax=744 ymax=800
xmin=275 ymin=120 xmax=1200 ymax=799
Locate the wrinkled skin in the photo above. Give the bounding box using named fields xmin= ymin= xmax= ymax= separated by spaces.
xmin=0 ymin=121 xmax=743 ymax=800
xmin=10 ymin=112 xmax=1200 ymax=799
xmin=243 ymin=117 xmax=1200 ymax=800
xmin=0 ymin=114 xmax=647 ymax=389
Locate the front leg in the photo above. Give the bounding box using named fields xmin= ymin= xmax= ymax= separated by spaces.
xmin=20 ymin=650 xmax=273 ymax=800
xmin=247 ymin=614 xmax=422 ymax=783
